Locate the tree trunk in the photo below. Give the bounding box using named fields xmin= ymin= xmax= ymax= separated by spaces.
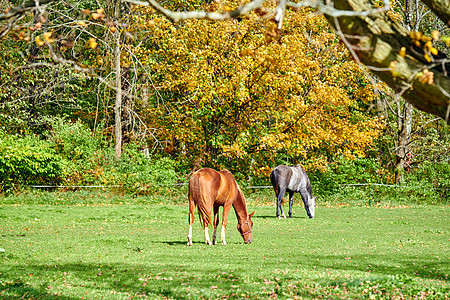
xmin=114 ymin=0 xmax=122 ymax=159
xmin=395 ymin=102 xmax=413 ymax=183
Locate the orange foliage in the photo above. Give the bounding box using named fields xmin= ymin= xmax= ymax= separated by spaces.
xmin=128 ymin=2 xmax=384 ymax=177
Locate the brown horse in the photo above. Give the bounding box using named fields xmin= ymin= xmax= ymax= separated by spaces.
xmin=187 ymin=168 xmax=254 ymax=246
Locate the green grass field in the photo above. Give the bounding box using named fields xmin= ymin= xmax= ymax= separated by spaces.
xmin=0 ymin=192 xmax=448 ymax=299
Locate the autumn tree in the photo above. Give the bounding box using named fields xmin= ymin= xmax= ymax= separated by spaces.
xmin=127 ymin=3 xmax=383 ymax=177
xmin=121 ymin=0 xmax=449 ymax=124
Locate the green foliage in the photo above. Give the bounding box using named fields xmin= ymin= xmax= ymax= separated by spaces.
xmin=0 ymin=131 xmax=66 ymax=192
xmin=0 ymin=119 xmax=180 ymax=195
xmin=47 ymin=118 xmax=103 ymax=162
xmin=309 ymin=157 xmax=382 ymax=196
xmin=114 ymin=146 xmax=179 ymax=195
xmin=405 ymin=161 xmax=450 ymax=200
xmin=44 ymin=119 xmax=179 ymax=193
xmin=308 ymin=157 xmax=448 ymax=204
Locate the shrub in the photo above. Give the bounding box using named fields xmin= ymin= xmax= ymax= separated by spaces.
xmin=309 ymin=157 xmax=382 ymax=196
xmin=0 ymin=131 xmax=66 ymax=193
xmin=404 ymin=161 xmax=450 ymax=202
xmin=47 ymin=118 xmax=103 ymax=163
xmin=113 ymin=145 xmax=179 ymax=195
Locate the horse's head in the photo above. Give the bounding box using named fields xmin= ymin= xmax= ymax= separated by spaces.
xmin=237 ymin=211 xmax=254 ymax=244
xmin=306 ymin=197 xmax=316 ymax=218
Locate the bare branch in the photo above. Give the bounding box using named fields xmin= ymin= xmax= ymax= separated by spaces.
xmin=274 ymin=0 xmax=286 ymax=29
xmin=123 ymin=0 xmax=389 ymax=24
xmin=0 ymin=0 xmax=56 ymax=20
xmin=286 ymin=0 xmax=390 ymax=17
xmin=123 ymin=0 xmax=266 ymax=22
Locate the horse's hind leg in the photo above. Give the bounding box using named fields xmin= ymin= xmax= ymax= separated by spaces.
xmin=212 ymin=206 xmax=220 ymax=245
xmin=202 ymin=207 xmax=213 ymax=245
xmin=204 ymin=226 xmax=212 ymax=245
xmin=288 ymin=191 xmax=294 ymax=218
xmin=277 ymin=187 xmax=287 ymax=219
xmin=187 ymin=197 xmax=195 ymax=246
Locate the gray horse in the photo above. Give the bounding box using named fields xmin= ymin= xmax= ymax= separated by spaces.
xmin=270 ymin=165 xmax=316 ymax=219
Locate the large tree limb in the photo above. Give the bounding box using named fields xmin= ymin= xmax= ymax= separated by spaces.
xmin=325 ymin=0 xmax=450 ymax=122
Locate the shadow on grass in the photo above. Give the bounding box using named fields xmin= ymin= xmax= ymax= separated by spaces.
xmin=0 ymin=279 xmax=77 ymax=300
xmin=154 ymin=240 xmax=246 ymax=246
xmin=2 ymin=262 xmax=263 ymax=299
xmin=289 ymin=253 xmax=449 ymax=282
xmin=2 ymin=252 xmax=447 ymax=299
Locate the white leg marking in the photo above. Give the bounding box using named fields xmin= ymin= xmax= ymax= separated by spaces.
xmin=221 ymin=226 xmax=227 ymax=245
xmin=204 ymin=227 xmax=212 ymax=245
xmin=187 ymin=225 xmax=193 ymax=246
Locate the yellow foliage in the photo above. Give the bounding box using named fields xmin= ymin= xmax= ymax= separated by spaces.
xmin=88 ymin=38 xmax=98 ymax=49
xmin=35 ymin=36 xmax=45 ymax=46
xmin=43 ymin=32 xmax=54 ymax=43
xmin=128 ymin=1 xmax=383 ymax=175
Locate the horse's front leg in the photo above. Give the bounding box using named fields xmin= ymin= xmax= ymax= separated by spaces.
xmin=212 ymin=206 xmax=220 ymax=245
xmin=299 ymin=189 xmax=313 ymax=218
xmin=221 ymin=204 xmax=232 ymax=245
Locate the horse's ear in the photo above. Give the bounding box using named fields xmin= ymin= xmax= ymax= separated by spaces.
xmin=249 ymin=211 xmax=255 ymax=218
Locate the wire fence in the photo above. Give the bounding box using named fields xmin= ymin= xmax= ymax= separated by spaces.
xmin=30 ymin=181 xmax=448 ymax=207
xmin=30 ymin=182 xmax=449 ymax=190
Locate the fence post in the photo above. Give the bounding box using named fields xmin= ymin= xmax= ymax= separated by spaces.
xmin=368 ymin=179 xmax=372 ymax=206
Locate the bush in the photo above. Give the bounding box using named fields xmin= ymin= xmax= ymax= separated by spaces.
xmin=404 ymin=161 xmax=450 ymax=202
xmin=0 ymin=131 xmax=66 ymax=193
xmin=309 ymin=157 xmax=382 ymax=196
xmin=47 ymin=118 xmax=103 ymax=163
xmin=307 ymin=157 xmax=449 ymax=205
xmin=45 ymin=120 xmax=180 ymax=193
xmin=113 ymin=146 xmax=179 ymax=195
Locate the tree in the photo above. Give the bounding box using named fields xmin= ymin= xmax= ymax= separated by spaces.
xmin=118 ymin=0 xmax=450 ymax=123
xmin=128 ymin=7 xmax=383 ymax=176
xmin=113 ymin=0 xmax=123 ymax=159
xmin=1 ymin=0 xmax=448 ymax=121
xmin=0 ymin=0 xmax=148 ymax=158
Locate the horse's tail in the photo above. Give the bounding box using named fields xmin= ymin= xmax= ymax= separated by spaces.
xmin=189 ymin=173 xmax=212 ymax=227
xmin=270 ymin=167 xmax=286 ymax=204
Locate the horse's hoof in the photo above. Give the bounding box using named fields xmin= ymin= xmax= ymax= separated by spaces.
xmin=187 ymin=242 xmax=193 ymax=246
xmin=222 ymin=241 xmax=227 ymax=245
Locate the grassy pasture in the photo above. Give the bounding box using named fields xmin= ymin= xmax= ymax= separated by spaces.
xmin=0 ymin=193 xmax=448 ymax=299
